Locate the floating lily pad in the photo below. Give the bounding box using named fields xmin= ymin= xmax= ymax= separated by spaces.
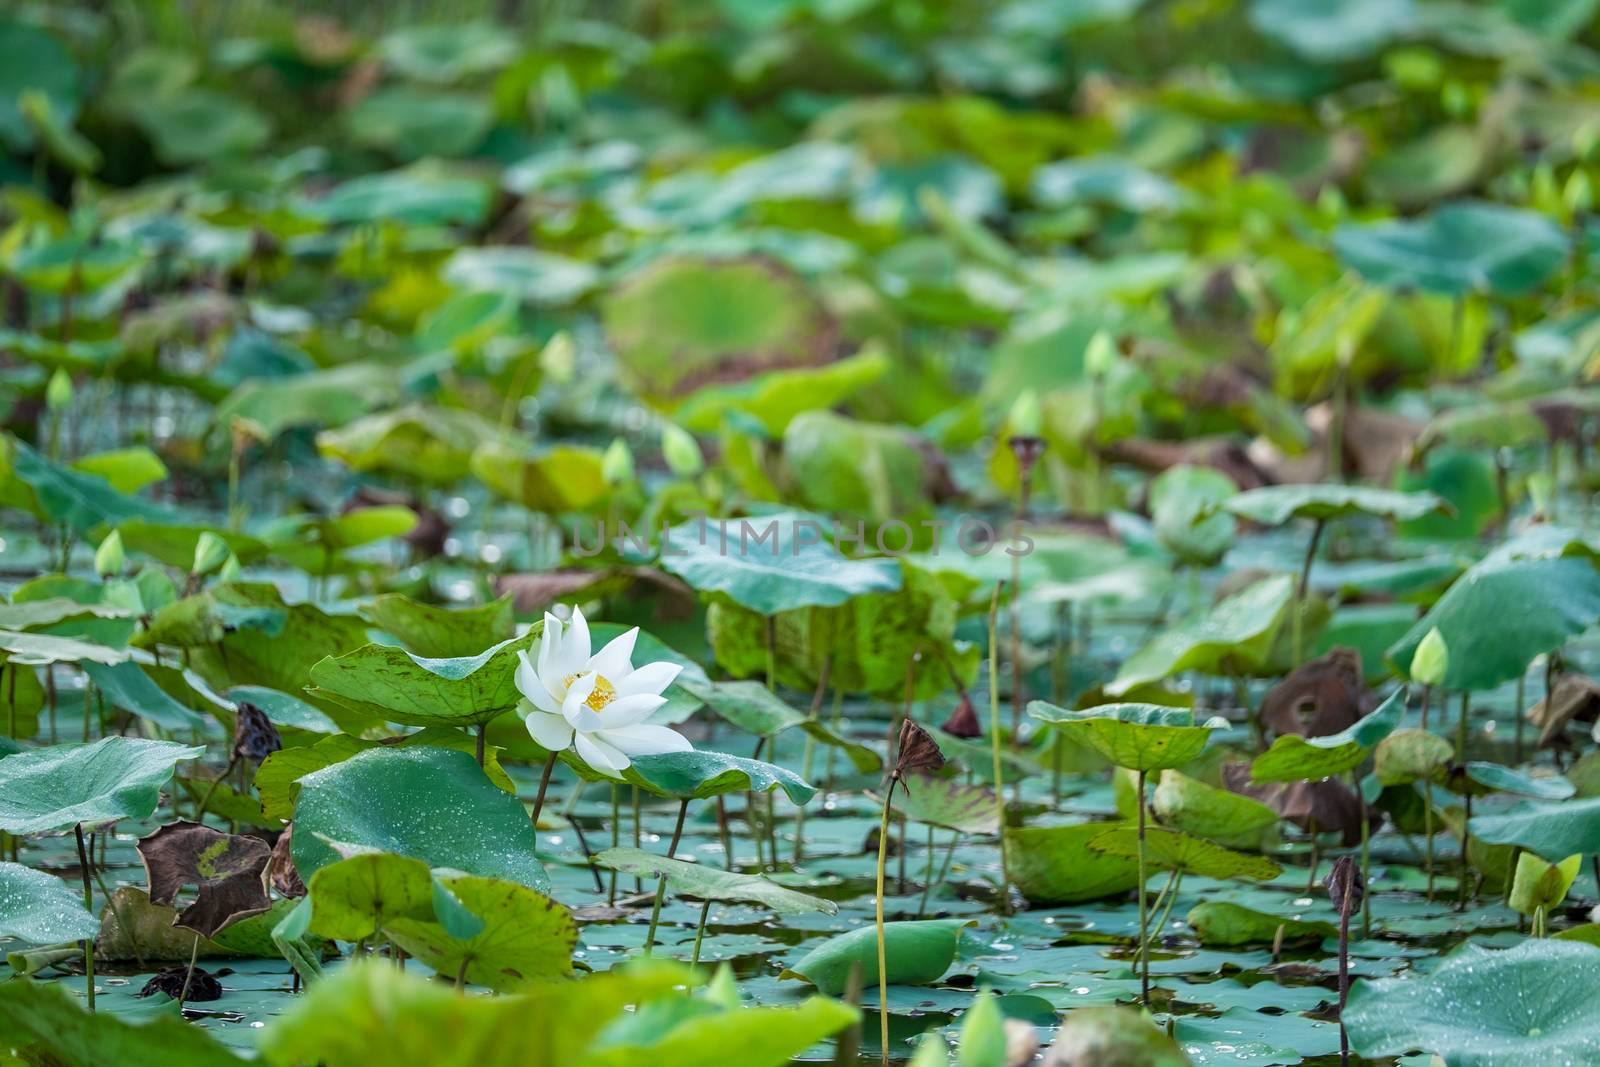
xmin=1345 ymin=939 xmax=1600 ymax=1065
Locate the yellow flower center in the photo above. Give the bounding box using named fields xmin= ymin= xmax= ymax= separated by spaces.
xmin=564 ymin=672 xmax=615 ymax=712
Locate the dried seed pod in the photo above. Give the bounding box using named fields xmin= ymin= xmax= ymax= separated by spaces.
xmin=894 ymin=718 xmax=946 ymax=779
xmin=1325 ymin=854 xmax=1365 ymax=916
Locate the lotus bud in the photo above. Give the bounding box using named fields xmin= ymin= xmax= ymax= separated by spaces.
xmin=94 ymin=530 xmax=124 ymax=578
xmin=217 ymin=552 xmax=242 ymax=583
xmin=46 ymin=368 xmax=73 ymax=411
xmin=539 ymin=330 xmax=576 ymax=385
xmin=191 ymin=531 xmax=231 ymax=577
xmin=1410 ymin=627 xmax=1449 ymax=688
xmin=602 ymin=436 xmax=634 ymax=486
xmin=1084 ymin=329 xmax=1118 ymax=378
xmin=661 ymin=422 xmax=703 ymax=478
xmin=1007 ymin=389 xmax=1042 ymax=438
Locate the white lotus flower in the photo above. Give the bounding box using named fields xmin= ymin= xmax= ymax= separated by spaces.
xmin=514 ymin=606 xmax=691 ymax=778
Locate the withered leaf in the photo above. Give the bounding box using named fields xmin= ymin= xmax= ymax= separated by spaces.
xmin=1529 ymin=673 xmax=1600 ymax=748
xmin=941 ymin=692 xmax=983 ymax=739
xmin=138 ymin=964 xmax=223 ymax=1002
xmin=894 ymin=718 xmax=946 ymax=779
xmin=1324 ymin=854 xmax=1364 ymax=916
xmin=232 ymin=702 xmax=281 ymax=761
xmin=267 ymin=824 xmax=306 ymax=900
xmin=137 ymin=821 xmax=272 ymax=939
xmin=1260 ymin=647 xmax=1374 ymax=739
xmin=1222 ymin=761 xmax=1373 ymax=846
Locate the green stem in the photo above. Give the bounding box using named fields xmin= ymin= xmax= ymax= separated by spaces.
xmin=916 ymin=823 xmax=936 ymax=919
xmin=1137 ymin=770 xmax=1149 ymax=1005
xmin=690 ymin=898 xmax=712 ymax=967
xmin=74 ymin=823 xmax=94 ymax=1012
xmin=529 ymin=752 xmax=557 ymax=829
xmin=1424 ymin=788 xmax=1435 ymax=903
xmin=987 ymin=584 xmax=1011 ymax=915
xmin=874 ymin=779 xmax=895 ymax=1066
xmin=643 ymin=799 xmax=689 ymax=957
xmin=1143 ymin=868 xmax=1183 ymax=957
xmin=1293 ymin=517 xmax=1326 ymax=667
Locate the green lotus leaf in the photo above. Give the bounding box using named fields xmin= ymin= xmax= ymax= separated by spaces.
xmin=0 ymin=977 xmax=243 ymax=1066
xmin=780 ymin=918 xmax=973 ymax=995
xmin=893 ymin=771 xmax=1000 ymax=834
xmin=593 ymin=847 xmax=837 ymax=915
xmin=383 ymin=872 xmax=577 ymax=992
xmin=1224 ymin=485 xmax=1449 ymax=527
xmin=0 ymin=861 xmax=100 ymax=943
xmin=1089 ymin=826 xmax=1283 ymax=880
xmin=359 ymin=593 xmax=515 ymax=660
xmin=1106 ymin=575 xmax=1294 ymax=696
xmin=0 ymin=737 xmax=203 ymax=834
xmin=1152 ymin=771 xmax=1279 ymax=850
xmin=1027 ymin=702 xmax=1218 ymax=772
xmin=1250 ymin=688 xmax=1404 ymax=784
xmin=1333 ymin=201 xmax=1568 ymax=297
xmin=1004 ymin=823 xmax=1142 ymax=904
xmin=290 ymin=746 xmax=548 ymax=891
xmin=1468 ymin=794 xmax=1600 ymax=861
xmin=306 ymin=629 xmax=538 ymax=728
xmin=1185 ymin=901 xmax=1337 ymax=947
xmin=1373 ymin=729 xmax=1454 ymax=785
xmin=1345 ymin=940 xmax=1600 ymax=1065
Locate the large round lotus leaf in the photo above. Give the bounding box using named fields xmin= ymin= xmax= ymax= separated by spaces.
xmin=317 ymin=406 xmax=519 ymax=486
xmin=1249 ymin=0 xmax=1414 ymax=62
xmin=1345 ymin=939 xmax=1600 ymax=1065
xmin=1332 ymin=201 xmax=1568 ymax=296
xmin=442 ymin=247 xmax=599 ymax=308
xmin=1004 ymin=823 xmax=1141 ymax=904
xmin=1387 ymin=545 xmax=1600 ymax=692
xmin=1469 ymin=794 xmax=1600 ymax=861
xmin=470 ymin=441 xmax=608 ymax=514
xmin=345 ymin=87 xmax=493 ymax=159
xmin=1224 ymin=485 xmax=1448 ymax=527
xmin=602 ymin=257 xmax=836 ymax=398
xmin=593 ymin=847 xmax=836 ymax=915
xmin=290 ymin=746 xmax=549 ymax=891
xmin=1027 ymin=702 xmax=1216 ymax=772
xmin=1045 ymin=1005 xmax=1194 ymax=1067
xmin=356 ymin=593 xmax=515 ymax=660
xmin=660 ymin=513 xmax=901 ymax=615
xmin=1374 ymin=729 xmax=1454 ymax=785
xmin=305 ymin=169 xmax=492 ymax=227
xmin=0 ymin=20 xmax=80 ymax=151
xmin=1106 ymin=576 xmax=1294 ymax=696
xmin=384 ymin=872 xmax=576 ymax=992
xmin=306 ymin=629 xmax=538 ymax=728
xmin=305 ymin=851 xmax=435 ymax=942
xmin=0 ymin=861 xmax=100 ymax=943
xmin=577 ymin=749 xmax=815 ymax=804
xmin=674 ymin=349 xmax=890 ymax=437
xmin=376 ymin=22 xmax=518 ymax=82
xmin=3 ymin=437 xmax=178 ymax=536
xmin=132 ymin=89 xmax=271 ymax=165
xmin=780 ymin=918 xmax=972 ymax=995
xmin=893 ymin=772 xmax=1000 ymax=834
xmin=1089 ymin=826 xmax=1283 ymax=881
xmin=1031 ymin=156 xmax=1181 ymax=213
xmin=781 ymin=411 xmax=937 ymax=520
xmin=1152 ymin=771 xmax=1278 ymax=850
xmin=0 ymin=737 xmax=203 ymax=834
xmin=1250 ymin=687 xmax=1405 ymax=783
xmin=1185 ymin=901 xmax=1336 ymax=947
xmin=1147 ymin=465 xmax=1237 ymax=567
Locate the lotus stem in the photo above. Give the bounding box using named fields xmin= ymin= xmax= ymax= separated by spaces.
xmin=987 ymin=583 xmax=1012 ymax=916
xmin=917 ymin=824 xmax=935 ymax=919
xmin=643 ymin=799 xmax=689 ymax=957
xmin=1352 ymin=771 xmax=1372 ymax=940
xmin=608 ymin=784 xmax=620 ymax=905
xmin=794 ymin=656 xmax=831 ymax=865
xmin=73 ymin=823 xmax=94 ymax=1012
xmin=1143 ymin=868 xmax=1183 ymax=958
xmin=690 ymin=898 xmax=711 ymax=966
xmin=475 ymin=723 xmax=486 ymax=767
xmin=873 ymin=777 xmax=896 ymax=1065
xmin=1423 ymin=787 xmax=1435 ymax=903
xmin=1336 ymin=886 xmax=1352 ymax=1067
xmin=1293 ymin=517 xmax=1326 ymax=667
xmin=1456 ymin=691 xmax=1468 ymax=762
xmin=195 ymin=752 xmax=239 ymax=825
xmin=529 ymin=751 xmax=558 ymax=830
xmin=1137 ymin=769 xmax=1149 ymax=1005
xmin=178 ymin=931 xmax=201 ymax=1009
